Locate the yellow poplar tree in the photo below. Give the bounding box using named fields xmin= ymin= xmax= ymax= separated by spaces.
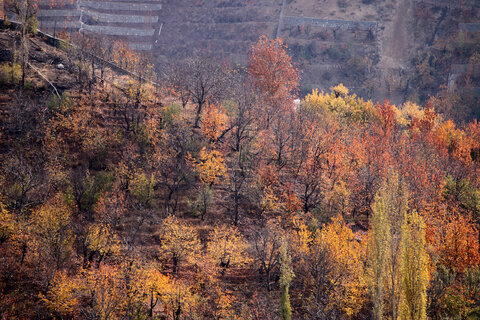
xmin=369 ymin=171 xmax=408 ymax=320
xmin=369 ymin=192 xmax=390 ymax=320
xmin=398 ymin=211 xmax=428 ymax=320
xmin=189 ymin=147 xmax=228 ymax=186
xmin=40 ymin=270 xmax=79 ymax=317
xmin=279 ymin=238 xmax=294 ymax=320
xmin=84 ymin=223 xmax=122 ymax=266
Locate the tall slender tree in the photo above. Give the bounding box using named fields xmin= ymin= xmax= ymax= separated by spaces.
xmin=369 ymin=170 xmax=409 ymax=320
xmin=279 ymin=238 xmax=294 ymax=320
xmin=399 ymin=211 xmax=429 ymax=320
xmin=369 ymin=190 xmax=390 ymax=320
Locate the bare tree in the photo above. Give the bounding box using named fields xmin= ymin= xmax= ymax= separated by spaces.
xmin=254 ymin=220 xmax=283 ymax=292
xmin=166 ymin=56 xmax=232 ymax=128
xmin=7 ymin=0 xmax=38 ymax=86
xmin=70 ymin=32 xmax=93 ymax=91
xmin=225 ymin=78 xmax=260 ymax=225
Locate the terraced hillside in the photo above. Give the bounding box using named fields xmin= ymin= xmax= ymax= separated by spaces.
xmin=33 ymin=0 xmax=163 ymax=50
xmin=11 ymin=0 xmax=480 ymax=105
xmin=155 ymin=0 xmax=283 ymax=64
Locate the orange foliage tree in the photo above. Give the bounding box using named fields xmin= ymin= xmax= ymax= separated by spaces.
xmin=248 ymin=35 xmax=299 ymax=126
xmin=431 ymin=208 xmax=480 ymax=273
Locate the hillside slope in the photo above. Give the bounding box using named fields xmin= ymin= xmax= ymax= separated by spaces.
xmin=27 ymin=0 xmax=480 ymax=108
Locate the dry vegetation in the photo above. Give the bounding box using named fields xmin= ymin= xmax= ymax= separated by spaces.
xmin=0 ymin=14 xmax=480 ymax=320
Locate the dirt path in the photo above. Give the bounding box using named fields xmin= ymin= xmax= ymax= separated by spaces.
xmin=276 ymin=0 xmax=286 ymax=39
xmin=378 ymin=0 xmax=410 ymax=69
xmin=376 ymin=0 xmax=412 ymax=103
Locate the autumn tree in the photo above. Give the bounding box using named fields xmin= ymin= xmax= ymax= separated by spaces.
xmin=188 ymin=146 xmax=228 ymax=220
xmin=1 ymin=152 xmax=47 ymax=213
xmin=206 ymin=224 xmax=250 ymax=274
xmin=202 ymin=102 xmax=228 ymax=143
xmin=94 ymin=185 xmax=127 ymax=228
xmin=369 ymin=186 xmax=389 ymax=320
xmin=6 ymin=0 xmax=38 ymax=86
xmin=0 ymin=201 xmax=16 ymax=245
xmin=158 ymin=215 xmax=201 ymax=273
xmin=432 ymin=209 xmax=480 ymax=273
xmin=253 ymin=219 xmax=283 ymax=291
xmin=40 ymin=270 xmax=79 ymax=318
xmin=44 ymin=264 xmax=127 ymax=319
xmin=190 ymin=259 xmax=238 ymax=319
xmin=290 ymin=117 xmax=347 ymax=215
xmin=279 ymin=238 xmax=294 ymax=320
xmin=84 ymin=223 xmax=121 ymax=268
xmin=31 ymin=195 xmax=74 ymax=271
xmin=161 ymin=278 xmax=198 ymax=320
xmin=248 ymin=36 xmax=299 ymax=127
xmin=131 ymin=266 xmax=172 ymax=318
xmin=225 ymin=80 xmax=261 ymax=224
xmin=69 ymin=33 xmax=95 ymax=90
xmin=43 ymin=261 xmax=180 ymax=319
xmin=300 ymin=215 xmax=366 ymax=318
xmin=153 ymin=113 xmax=194 ymax=215
xmin=166 ymin=56 xmax=232 ymax=128
xmin=189 ymin=147 xmax=228 ymax=187
xmin=369 ymin=171 xmax=409 ymax=320
xmin=398 ymin=211 xmax=429 ymax=320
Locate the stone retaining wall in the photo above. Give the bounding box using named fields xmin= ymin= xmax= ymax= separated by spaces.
xmin=80 ymin=1 xmax=162 ymax=12
xmin=31 ymin=0 xmax=162 ymax=51
xmin=81 ymin=24 xmax=155 ymax=37
xmin=283 ymin=16 xmax=378 ymax=31
xmin=83 ymin=12 xmax=158 ymax=24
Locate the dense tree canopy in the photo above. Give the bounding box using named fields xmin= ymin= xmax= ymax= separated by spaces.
xmin=0 ymin=29 xmax=479 ymax=320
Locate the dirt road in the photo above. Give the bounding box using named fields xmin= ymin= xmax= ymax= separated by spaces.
xmin=376 ymin=0 xmax=412 ymax=103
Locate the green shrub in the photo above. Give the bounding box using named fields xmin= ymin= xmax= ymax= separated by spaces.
xmin=161 ymin=103 xmax=181 ymax=126
xmin=26 ymin=16 xmax=39 ymax=35
xmin=0 ymin=62 xmax=21 ymax=85
xmin=187 ymin=186 xmax=212 ymax=220
xmin=23 ymin=81 xmax=33 ymax=90
xmin=129 ymin=172 xmax=155 ymax=208
xmin=47 ymin=92 xmax=73 ymax=115
xmin=70 ymin=170 xmax=113 ymax=215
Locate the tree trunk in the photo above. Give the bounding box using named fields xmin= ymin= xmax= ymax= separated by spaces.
xmin=194 ymin=101 xmax=203 ymax=128
xmin=173 ymin=255 xmax=178 ymax=273
xmin=266 ymin=268 xmax=271 ymax=292
xmin=234 ymin=188 xmax=239 ymax=225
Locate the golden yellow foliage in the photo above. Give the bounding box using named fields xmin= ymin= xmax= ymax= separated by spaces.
xmin=260 ymin=184 xmax=280 ymax=213
xmin=40 ymin=271 xmax=78 ymax=316
xmin=189 ymin=147 xmax=228 ymax=186
xmin=290 ymin=215 xmax=312 ymax=255
xmin=331 ymin=83 xmax=349 ymax=98
xmin=80 ymin=264 xmax=126 ymax=320
xmin=85 ymin=223 xmax=122 ymax=260
xmin=161 ymin=278 xmax=198 ymax=319
xmin=302 ymin=85 xmax=376 ymax=123
xmin=318 ymin=215 xmax=367 ymax=317
xmin=207 ymin=224 xmax=250 ymax=271
xmin=0 ymin=202 xmax=16 ymax=243
xmin=42 ymin=265 xmax=127 ymax=319
xmin=395 ymin=101 xmax=424 ymax=128
xmin=398 ymin=211 xmax=429 ymax=320
xmin=158 ymin=215 xmax=202 ymax=273
xmin=31 ymin=195 xmax=74 ymax=269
